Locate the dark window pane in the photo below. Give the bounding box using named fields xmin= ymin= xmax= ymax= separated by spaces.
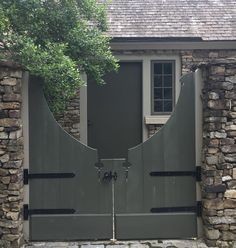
xmin=164 ymin=63 xmax=172 ymax=74
xmin=154 ymin=63 xmax=162 ymax=74
xmin=154 ymin=75 xmax=162 ymax=87
xmin=163 ymin=100 xmax=172 ymax=112
xmin=164 ymin=88 xmax=172 ymax=99
xmin=164 ymin=75 xmax=172 ymax=87
xmin=154 ymin=100 xmax=163 ymax=112
xmin=152 ymin=61 xmax=175 ymax=113
xmin=154 ymin=88 xmax=163 ymax=99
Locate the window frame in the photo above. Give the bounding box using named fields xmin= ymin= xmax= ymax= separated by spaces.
xmin=151 ymin=60 xmax=176 ymax=115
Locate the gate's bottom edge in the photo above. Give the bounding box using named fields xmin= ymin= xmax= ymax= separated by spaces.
xmin=29 ymin=213 xmax=197 ymax=241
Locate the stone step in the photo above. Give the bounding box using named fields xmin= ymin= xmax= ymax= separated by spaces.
xmin=23 ymin=240 xmax=214 ymax=248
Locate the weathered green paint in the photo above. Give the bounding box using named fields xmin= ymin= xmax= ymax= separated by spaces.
xmin=116 ymin=213 xmax=196 ymax=239
xmin=29 ymin=72 xmax=196 ymax=240
xmin=114 ymin=73 xmax=197 ymax=238
xmin=30 ymin=215 xmax=112 ymax=240
xmin=29 ymin=77 xmax=112 ymax=240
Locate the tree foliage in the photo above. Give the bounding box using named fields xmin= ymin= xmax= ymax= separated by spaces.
xmin=0 ymin=0 xmax=118 ymax=112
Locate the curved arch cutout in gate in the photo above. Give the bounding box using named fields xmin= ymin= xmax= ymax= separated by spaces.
xmin=28 ymin=72 xmax=197 ymax=241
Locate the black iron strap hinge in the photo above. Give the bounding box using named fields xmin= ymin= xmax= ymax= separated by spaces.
xmin=23 ymin=204 xmax=75 ymax=220
xmin=151 ymin=201 xmax=202 ymax=217
xmin=196 ymin=166 xmax=201 ymax=182
xmin=196 ymin=201 xmax=202 ymax=217
xmin=150 ymin=166 xmax=202 ymax=182
xmin=23 ymin=169 xmax=75 ymax=185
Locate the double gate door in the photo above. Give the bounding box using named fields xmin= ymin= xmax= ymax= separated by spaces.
xmin=27 ymin=73 xmax=199 ymax=241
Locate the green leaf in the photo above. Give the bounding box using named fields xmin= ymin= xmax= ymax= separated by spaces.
xmin=0 ymin=0 xmax=118 ymax=113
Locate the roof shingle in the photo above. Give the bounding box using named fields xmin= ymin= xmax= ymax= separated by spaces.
xmin=105 ymin=0 xmax=236 ymax=41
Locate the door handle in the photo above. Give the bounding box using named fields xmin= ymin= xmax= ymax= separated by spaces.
xmin=102 ymin=171 xmax=117 ymax=183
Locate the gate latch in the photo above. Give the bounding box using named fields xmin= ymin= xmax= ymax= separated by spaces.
xmin=123 ymin=161 xmax=131 ymax=182
xmin=102 ymin=171 xmax=117 ymax=183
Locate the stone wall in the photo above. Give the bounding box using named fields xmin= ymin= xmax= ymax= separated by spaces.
xmin=55 ymin=89 xmax=80 ymax=140
xmin=0 ymin=51 xmax=233 ymax=247
xmin=147 ymin=124 xmax=162 ymax=138
xmin=201 ymin=59 xmax=236 ymax=248
xmin=0 ymin=62 xmax=24 ymax=247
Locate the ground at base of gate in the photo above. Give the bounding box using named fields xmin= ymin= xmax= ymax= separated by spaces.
xmin=23 ymin=239 xmax=218 ymax=248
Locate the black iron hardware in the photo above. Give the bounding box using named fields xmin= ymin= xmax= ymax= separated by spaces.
xmin=102 ymin=171 xmax=117 ymax=183
xmin=87 ymin=120 xmax=92 ymax=127
xmin=196 ymin=201 xmax=202 ymax=217
xmin=24 ymin=169 xmax=75 ymax=185
xmin=95 ymin=161 xmax=104 ymax=182
xmin=150 ymin=171 xmax=196 ymax=177
xmin=150 ymin=166 xmax=201 ymax=182
xmin=196 ymin=166 xmax=201 ymax=182
xmin=23 ymin=204 xmax=75 ymax=220
xmin=151 ymin=201 xmax=202 ymax=217
xmin=123 ymin=161 xmax=131 ymax=181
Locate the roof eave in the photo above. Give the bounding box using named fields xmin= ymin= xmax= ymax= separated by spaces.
xmin=111 ymin=37 xmax=204 ymax=42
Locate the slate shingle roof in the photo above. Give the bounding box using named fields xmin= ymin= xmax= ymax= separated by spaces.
xmin=106 ymin=0 xmax=236 ymax=41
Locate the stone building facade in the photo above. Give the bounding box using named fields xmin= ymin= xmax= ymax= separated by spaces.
xmin=55 ymin=50 xmax=236 ymax=248
xmin=0 ymin=53 xmax=236 ymax=247
xmin=59 ymin=49 xmax=236 ymax=139
xmin=133 ymin=49 xmax=236 ymax=138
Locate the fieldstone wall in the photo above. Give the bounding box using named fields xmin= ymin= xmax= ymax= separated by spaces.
xmin=0 ymin=62 xmax=24 ymax=247
xmin=148 ymin=124 xmax=162 ymax=138
xmin=55 ymin=90 xmax=80 ymax=140
xmin=201 ymin=59 xmax=236 ymax=248
xmin=10 ymin=51 xmax=234 ymax=248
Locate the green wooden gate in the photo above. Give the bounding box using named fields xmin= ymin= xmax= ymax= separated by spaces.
xmin=26 ymin=73 xmax=199 ymax=241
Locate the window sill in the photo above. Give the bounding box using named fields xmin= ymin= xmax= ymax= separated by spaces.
xmin=145 ymin=115 xmax=170 ymax=125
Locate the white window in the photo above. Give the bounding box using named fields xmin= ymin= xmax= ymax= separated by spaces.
xmin=151 ymin=60 xmax=175 ymax=114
